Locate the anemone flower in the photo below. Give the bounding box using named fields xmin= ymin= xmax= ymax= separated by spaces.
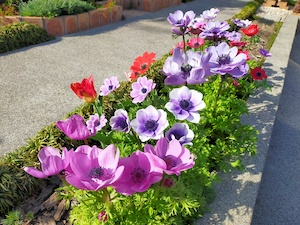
xmin=113 ymin=150 xmax=165 ymax=196
xmin=259 ymin=48 xmax=272 ymax=57
xmin=56 ymin=114 xmax=93 ymax=140
xmin=200 ymin=8 xmax=220 ymax=21
xmin=225 ymin=31 xmax=242 ymax=42
xmin=206 ymin=41 xmax=248 ymax=78
xmin=99 ymin=76 xmax=120 ymax=96
xmin=199 ymin=21 xmax=230 ymax=39
xmin=86 ymin=114 xmax=107 ymax=135
xmin=144 ymin=137 xmax=195 ymax=176
xmin=109 ymin=109 xmax=130 ymax=133
xmin=130 ymin=52 xmax=156 ymax=76
xmin=131 ymin=105 xmax=169 ymax=142
xmin=65 ymin=145 xmax=124 ymax=191
xmin=165 ymin=123 xmax=194 ymax=146
xmin=250 ymin=67 xmax=268 ymax=80
xmin=130 ymin=77 xmax=156 ymax=103
xmin=188 ymin=17 xmax=205 ymax=35
xmin=240 ymin=24 xmax=259 ymax=36
xmin=165 ymin=86 xmax=206 ymax=123
xmin=167 ymin=10 xmax=195 ymax=27
xmin=24 ymin=147 xmax=73 ymax=178
xmin=232 ymin=18 xmax=252 ymax=28
xmin=187 ymin=37 xmax=205 ymax=49
xmin=70 ymin=75 xmax=97 ymax=103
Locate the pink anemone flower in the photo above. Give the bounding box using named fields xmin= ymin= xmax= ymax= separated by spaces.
xmin=144 ymin=137 xmax=195 ymax=176
xmin=24 ymin=147 xmax=74 ymax=179
xmin=65 ymin=145 xmax=124 ymax=191
xmin=113 ymin=150 xmax=165 ymax=196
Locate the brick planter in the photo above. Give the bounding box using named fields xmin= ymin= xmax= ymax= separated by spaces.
xmin=116 ymin=0 xmax=182 ymax=12
xmin=3 ymin=5 xmax=123 ymax=36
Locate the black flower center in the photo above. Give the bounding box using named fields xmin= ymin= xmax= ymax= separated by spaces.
xmin=141 ymin=88 xmax=147 ymax=94
xmin=218 ymin=54 xmax=231 ymax=65
xmin=89 ymin=167 xmax=104 ymax=179
xmin=131 ymin=168 xmax=146 ymax=183
xmin=116 ymin=119 xmax=127 ymax=130
xmin=141 ymin=63 xmax=147 ymax=70
xmin=108 ymin=85 xmax=114 ymax=90
xmin=172 ymin=131 xmax=183 ymax=140
xmin=145 ymin=119 xmax=158 ymax=132
xmin=256 ymin=72 xmax=262 ymax=77
xmin=179 ymin=99 xmax=193 ymax=110
xmin=181 ymin=63 xmax=193 ymax=73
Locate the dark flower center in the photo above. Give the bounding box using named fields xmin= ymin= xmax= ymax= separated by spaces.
xmin=141 ymin=88 xmax=147 ymax=94
xmin=131 ymin=168 xmax=146 ymax=183
xmin=179 ymin=99 xmax=193 ymax=110
xmin=145 ymin=119 xmax=158 ymax=132
xmin=89 ymin=167 xmax=104 ymax=179
xmin=193 ymin=43 xmax=200 ymax=47
xmin=218 ymin=54 xmax=231 ymax=65
xmin=172 ymin=131 xmax=183 ymax=140
xmin=116 ymin=118 xmax=127 ymax=130
xmin=181 ymin=63 xmax=193 ymax=73
xmin=108 ymin=85 xmax=114 ymax=90
xmin=164 ymin=156 xmax=176 ymax=170
xmin=141 ymin=63 xmax=147 ymax=70
xmin=256 ymin=72 xmax=262 ymax=77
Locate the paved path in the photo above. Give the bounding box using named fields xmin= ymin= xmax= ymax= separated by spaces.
xmin=0 ymin=0 xmax=249 ymax=156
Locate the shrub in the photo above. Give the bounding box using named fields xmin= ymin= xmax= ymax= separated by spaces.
xmin=0 ymin=22 xmax=54 ymax=54
xmin=19 ymin=0 xmax=95 ymax=18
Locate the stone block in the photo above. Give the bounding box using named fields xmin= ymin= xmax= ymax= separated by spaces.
xmin=78 ymin=12 xmax=90 ymax=32
xmin=99 ymin=8 xmax=111 ymax=26
xmin=64 ymin=15 xmax=78 ymax=34
xmin=21 ymin=16 xmax=44 ymax=29
xmin=45 ymin=17 xmax=64 ymax=36
xmin=89 ymin=9 xmax=101 ymax=28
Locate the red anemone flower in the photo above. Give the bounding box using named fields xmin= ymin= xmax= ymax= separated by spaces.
xmin=70 ymin=75 xmax=97 ymax=103
xmin=130 ymin=52 xmax=156 ymax=76
xmin=229 ymin=41 xmax=247 ymax=47
xmin=250 ymin=67 xmax=267 ymax=80
xmin=241 ymin=24 xmax=259 ymax=36
xmin=238 ymin=49 xmax=250 ymax=60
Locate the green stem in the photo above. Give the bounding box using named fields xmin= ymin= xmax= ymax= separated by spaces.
xmin=212 ymin=75 xmax=224 ymax=115
xmin=93 ymin=99 xmax=102 ymax=116
xmin=131 ymin=130 xmax=142 ymax=150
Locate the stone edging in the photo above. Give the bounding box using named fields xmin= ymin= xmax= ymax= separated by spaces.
xmin=116 ymin=0 xmax=182 ymax=11
xmin=3 ymin=6 xmax=123 ymax=36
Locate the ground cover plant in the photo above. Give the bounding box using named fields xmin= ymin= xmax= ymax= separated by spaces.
xmin=0 ymin=0 xmax=283 ymax=223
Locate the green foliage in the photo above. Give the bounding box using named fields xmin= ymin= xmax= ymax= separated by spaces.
xmin=19 ymin=0 xmax=95 ymax=17
xmin=0 ymin=22 xmax=54 ymax=54
xmin=0 ymin=210 xmax=22 ymax=225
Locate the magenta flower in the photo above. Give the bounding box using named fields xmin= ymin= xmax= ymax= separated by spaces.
xmin=99 ymin=76 xmax=120 ymax=96
xmin=165 ymin=123 xmax=194 ymax=146
xmin=56 ymin=114 xmax=93 ymax=140
xmin=165 ymin=86 xmax=206 ymax=123
xmin=131 ymin=105 xmax=169 ymax=142
xmin=144 ymin=138 xmax=195 ymax=176
xmin=65 ymin=145 xmax=124 ymax=191
xmin=86 ymin=114 xmax=107 ymax=135
xmin=98 ymin=211 xmax=108 ymax=222
xmin=24 ymin=147 xmax=73 ymax=178
xmin=187 ymin=37 xmax=205 ymax=49
xmin=109 ymin=109 xmax=130 ymax=133
xmin=130 ymin=77 xmax=156 ymax=104
xmin=113 ymin=150 xmax=165 ymax=196
xmin=259 ymin=48 xmax=272 ymax=57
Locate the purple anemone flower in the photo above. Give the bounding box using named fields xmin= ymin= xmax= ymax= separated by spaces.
xmin=99 ymin=76 xmax=120 ymax=96
xmin=168 ymin=10 xmax=196 ymax=35
xmin=86 ymin=114 xmax=107 ymax=135
xmin=165 ymin=123 xmax=194 ymax=146
xmin=130 ymin=77 xmax=156 ymax=103
xmin=163 ymin=48 xmax=213 ymax=86
xmin=65 ymin=145 xmax=124 ymax=191
xmin=165 ymin=86 xmax=206 ymax=123
xmin=200 ymin=21 xmax=230 ymax=39
xmin=56 ymin=114 xmax=93 ymax=140
xmin=131 ymin=105 xmax=169 ymax=142
xmin=109 ymin=109 xmax=130 ymax=133
xmin=232 ymin=18 xmax=252 ymax=28
xmin=225 ymin=31 xmax=242 ymax=42
xmin=24 ymin=147 xmax=73 ymax=178
xmin=144 ymin=137 xmax=195 ymax=176
xmin=259 ymin=48 xmax=272 ymax=57
xmin=206 ymin=41 xmax=248 ymax=78
xmin=113 ymin=150 xmax=165 ymax=196
xmin=200 ymin=8 xmax=220 ymax=21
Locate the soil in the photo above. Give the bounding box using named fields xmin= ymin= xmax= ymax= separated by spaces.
xmin=0 ymin=10 xmax=286 ymax=225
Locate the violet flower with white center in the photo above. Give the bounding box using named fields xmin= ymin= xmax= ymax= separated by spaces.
xmin=165 ymin=86 xmax=206 ymax=123
xmin=86 ymin=114 xmax=107 ymax=135
xmin=99 ymin=76 xmax=120 ymax=96
xmin=109 ymin=109 xmax=130 ymax=133
xmin=200 ymin=21 xmax=230 ymax=39
xmin=259 ymin=48 xmax=272 ymax=57
xmin=232 ymin=18 xmax=252 ymax=28
xmin=225 ymin=31 xmax=242 ymax=42
xmin=163 ymin=48 xmax=212 ymax=86
xmin=130 ymin=77 xmax=156 ymax=104
xmin=200 ymin=8 xmax=220 ymax=21
xmin=131 ymin=105 xmax=169 ymax=142
xmin=165 ymin=123 xmax=194 ymax=146
xmin=206 ymin=41 xmax=248 ymax=77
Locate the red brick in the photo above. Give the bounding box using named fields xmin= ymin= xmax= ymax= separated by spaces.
xmin=143 ymin=0 xmax=152 ymax=12
xmin=64 ymin=15 xmax=78 ymax=34
xmin=78 ymin=12 xmax=90 ymax=32
xmin=21 ymin=16 xmax=44 ymax=28
xmin=112 ymin=5 xmax=122 ymax=23
xmin=1 ymin=16 xmax=20 ymax=25
xmin=45 ymin=17 xmax=64 ymax=36
xmin=99 ymin=8 xmax=111 ymax=26
xmin=89 ymin=9 xmax=101 ymax=28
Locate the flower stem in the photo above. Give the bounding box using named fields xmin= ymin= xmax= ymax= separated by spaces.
xmin=131 ymin=130 xmax=142 ymax=150
xmin=84 ymin=139 xmax=89 ymax=145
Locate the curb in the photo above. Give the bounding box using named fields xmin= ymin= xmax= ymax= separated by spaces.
xmin=196 ymin=14 xmax=299 ymax=225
